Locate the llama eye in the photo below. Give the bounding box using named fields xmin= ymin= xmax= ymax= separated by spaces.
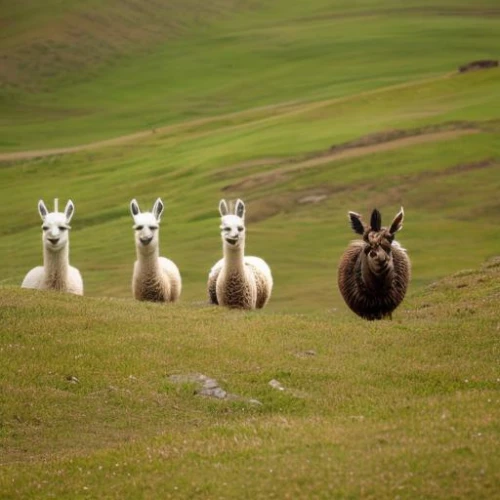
xmin=237 ymin=226 xmax=244 ymax=232
xmin=135 ymin=225 xmax=144 ymax=231
xmin=58 ymin=226 xmax=67 ymax=231
xmin=149 ymin=226 xmax=157 ymax=231
xmin=223 ymin=227 xmax=230 ymax=232
xmin=42 ymin=226 xmax=49 ymax=231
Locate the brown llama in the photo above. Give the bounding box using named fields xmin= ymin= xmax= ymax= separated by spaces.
xmin=338 ymin=207 xmax=411 ymax=320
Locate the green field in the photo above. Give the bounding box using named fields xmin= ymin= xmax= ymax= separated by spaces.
xmin=1 ymin=0 xmax=500 ymax=497
xmin=1 ymin=259 xmax=499 ymax=498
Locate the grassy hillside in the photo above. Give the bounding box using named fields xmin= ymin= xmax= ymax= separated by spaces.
xmin=1 ymin=0 xmax=499 ymax=149
xmin=1 ymin=1 xmax=500 ymax=495
xmin=1 ymin=0 xmax=260 ymax=91
xmin=1 ymin=258 xmax=499 ymax=497
xmin=1 ymin=68 xmax=499 ymax=311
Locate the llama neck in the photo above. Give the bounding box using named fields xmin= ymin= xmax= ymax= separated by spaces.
xmin=218 ymin=240 xmax=258 ymax=309
xmin=43 ymin=244 xmax=70 ymax=283
xmin=136 ymin=245 xmax=161 ymax=274
xmin=223 ymin=243 xmax=246 ymax=274
xmin=361 ymin=254 xmax=395 ymax=292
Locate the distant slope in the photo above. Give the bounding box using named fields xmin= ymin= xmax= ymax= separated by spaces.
xmin=1 ymin=1 xmax=499 ymax=312
xmin=1 ymin=68 xmax=499 ymax=310
xmin=0 ymin=70 xmax=459 ymax=161
xmin=0 ymin=0 xmax=261 ymax=93
xmin=1 ymin=0 xmax=499 ymax=150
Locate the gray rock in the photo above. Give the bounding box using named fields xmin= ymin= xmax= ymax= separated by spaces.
xmin=168 ymin=373 xmax=261 ymax=405
xmin=268 ymin=379 xmax=285 ymax=391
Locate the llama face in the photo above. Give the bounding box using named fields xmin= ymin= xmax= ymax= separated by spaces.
xmin=218 ymin=198 xmax=246 ymax=248
xmin=133 ymin=212 xmax=159 ymax=248
xmin=220 ymin=214 xmax=245 ymax=248
xmin=39 ymin=199 xmax=74 ymax=253
xmin=130 ymin=198 xmax=163 ymax=253
xmin=364 ymin=230 xmax=393 ymax=272
xmin=349 ymin=207 xmax=404 ymax=273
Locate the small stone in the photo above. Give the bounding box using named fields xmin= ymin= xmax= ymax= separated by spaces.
xmin=205 ymin=387 xmax=227 ymax=399
xmin=295 ymin=349 xmax=317 ymax=358
xmin=269 ymin=379 xmax=285 ymax=391
xmin=248 ymin=399 xmax=263 ymax=406
xmin=202 ymin=378 xmax=219 ymax=390
xmin=169 ymin=373 xmax=260 ymax=404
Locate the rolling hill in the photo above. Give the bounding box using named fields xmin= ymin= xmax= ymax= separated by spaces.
xmin=1 ymin=0 xmax=499 ymax=496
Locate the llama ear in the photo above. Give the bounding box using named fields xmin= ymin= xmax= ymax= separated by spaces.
xmin=64 ymin=200 xmax=75 ymax=223
xmin=219 ymin=199 xmax=229 ymax=216
xmin=348 ymin=211 xmax=365 ymax=235
xmin=152 ymin=198 xmax=164 ymax=221
xmin=389 ymin=207 xmax=404 ymax=234
xmin=38 ymin=200 xmax=48 ymax=221
xmin=370 ymin=209 xmax=382 ymax=232
xmin=130 ymin=199 xmax=140 ymax=217
xmin=235 ymin=199 xmax=245 ymax=219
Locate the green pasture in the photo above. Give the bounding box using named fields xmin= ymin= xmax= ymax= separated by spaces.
xmin=1 ymin=69 xmax=499 ymax=311
xmin=1 ymin=258 xmax=499 ymax=498
xmin=1 ymin=0 xmax=500 ymax=149
xmin=1 ymin=0 xmax=500 ymax=497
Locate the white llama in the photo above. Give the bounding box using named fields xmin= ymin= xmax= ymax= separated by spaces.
xmin=22 ymin=198 xmax=83 ymax=295
xmin=130 ymin=198 xmax=182 ymax=302
xmin=207 ymin=199 xmax=273 ymax=309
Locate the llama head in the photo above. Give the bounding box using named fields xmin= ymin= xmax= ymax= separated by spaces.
xmin=219 ymin=198 xmax=246 ymax=248
xmin=38 ymin=199 xmax=74 ymax=252
xmin=130 ymin=198 xmax=164 ymax=253
xmin=348 ymin=207 xmax=404 ymax=266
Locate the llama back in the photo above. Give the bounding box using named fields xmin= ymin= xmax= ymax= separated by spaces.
xmin=159 ymin=257 xmax=182 ymax=302
xmin=65 ymin=266 xmax=84 ymax=294
xmin=22 ymin=266 xmax=45 ymax=289
xmin=22 ymin=263 xmax=83 ymax=295
xmin=207 ymin=259 xmax=223 ymax=304
xmin=338 ymin=241 xmax=410 ymax=320
xmin=245 ymin=256 xmax=273 ymax=309
xmin=391 ymin=243 xmax=411 ymax=309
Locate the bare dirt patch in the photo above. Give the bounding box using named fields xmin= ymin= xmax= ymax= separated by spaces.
xmin=244 ymin=185 xmax=353 ymax=223
xmin=223 ymin=123 xmax=480 ymax=194
xmin=244 ymin=156 xmax=498 ymax=225
xmin=458 ymin=60 xmax=499 ymax=73
xmin=444 ymin=158 xmax=497 ymax=175
xmin=351 ymin=157 xmax=499 ymax=214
